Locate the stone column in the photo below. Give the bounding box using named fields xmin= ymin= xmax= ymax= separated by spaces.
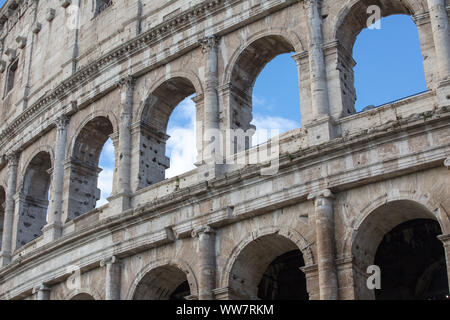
xmin=308 ymin=189 xmax=338 ymax=300
xmin=427 ymin=0 xmax=450 ymax=81
xmin=112 ymin=76 xmax=134 ymax=212
xmin=100 ymin=256 xmax=122 ymax=300
xmin=0 ymin=152 xmax=19 ymax=267
xmin=44 ymin=116 xmax=70 ymax=241
xmin=192 ymin=226 xmax=216 ymax=300
xmin=306 ymin=0 xmax=330 ymax=119
xmin=199 ymin=36 xmax=221 ymax=164
xmin=437 ymin=234 xmax=450 ymax=291
xmin=33 ymin=284 xmax=51 ymax=300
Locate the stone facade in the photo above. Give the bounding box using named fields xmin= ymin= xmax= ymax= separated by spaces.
xmin=0 ymin=0 xmax=448 ymax=300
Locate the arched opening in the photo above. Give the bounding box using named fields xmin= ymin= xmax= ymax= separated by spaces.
xmin=96 ymin=138 xmax=115 ymax=207
xmin=353 ymin=15 xmax=427 ymax=111
xmin=138 ymin=77 xmax=197 ymax=188
xmin=352 ymin=200 xmax=449 ymax=300
xmin=374 ymin=219 xmax=448 ymax=300
xmin=132 ymin=265 xmax=192 ymax=300
xmin=251 ymin=53 xmax=300 ymax=146
xmin=0 ymin=186 xmax=5 ymax=250
xmin=71 ymin=293 xmax=95 ymax=300
xmin=17 ymin=152 xmax=51 ymax=248
xmin=165 ymin=95 xmax=197 ymax=179
xmin=229 ymin=234 xmax=308 ymax=300
xmin=67 ymin=116 xmax=114 ymax=219
xmin=228 ymin=35 xmax=298 ymax=153
xmin=336 ymin=1 xmax=427 ymax=113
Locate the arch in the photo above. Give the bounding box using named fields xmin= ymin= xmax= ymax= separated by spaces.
xmin=16 ymin=151 xmax=52 ymax=248
xmin=350 ymin=199 xmax=448 ymax=299
xmin=342 ymin=186 xmax=450 ymax=261
xmin=68 ymin=111 xmax=119 ymax=157
xmin=17 ymin=145 xmax=54 ymax=191
xmin=224 ymin=33 xmax=298 ymax=94
xmin=222 ymin=29 xmax=304 ymax=86
xmin=134 ymin=74 xmax=200 ymax=189
xmin=221 ymin=33 xmax=300 ymax=152
xmin=353 ymin=199 xmax=439 ymax=262
xmin=333 ymin=0 xmax=426 ymax=52
xmin=0 ymin=185 xmax=5 ymax=250
xmin=66 ymin=116 xmax=115 ymax=220
xmin=139 ymin=76 xmax=198 ymax=131
xmin=70 ymin=293 xmax=95 ymax=300
xmin=136 ymin=71 xmax=203 ymax=123
xmin=222 ymin=226 xmax=313 ymax=300
xmin=71 ymin=115 xmax=116 ymax=165
xmin=65 ymin=288 xmax=101 ymax=301
xmin=126 ymin=258 xmax=198 ymax=300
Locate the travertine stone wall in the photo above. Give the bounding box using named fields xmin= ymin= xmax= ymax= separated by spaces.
xmin=0 ymin=0 xmax=448 ymax=300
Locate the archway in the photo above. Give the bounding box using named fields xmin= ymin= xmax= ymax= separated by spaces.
xmin=334 ymin=0 xmax=429 ymax=114
xmin=67 ymin=116 xmax=114 ymax=220
xmin=71 ymin=293 xmax=95 ymax=300
xmin=352 ymin=200 xmax=449 ymax=299
xmin=228 ymin=234 xmax=308 ymax=300
xmin=227 ymin=35 xmax=298 ymax=153
xmin=138 ymin=77 xmax=197 ymax=188
xmin=16 ymin=151 xmax=51 ymax=248
xmin=0 ymin=186 xmax=5 ymax=250
xmin=374 ymin=219 xmax=448 ymax=299
xmin=132 ymin=265 xmax=192 ymax=300
xmin=96 ymin=137 xmax=115 ymax=207
xmin=353 ymin=15 xmax=427 ymax=111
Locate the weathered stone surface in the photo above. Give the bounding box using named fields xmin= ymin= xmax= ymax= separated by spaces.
xmin=0 ymin=0 xmax=448 ymax=300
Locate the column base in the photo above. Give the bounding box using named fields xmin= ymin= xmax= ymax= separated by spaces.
xmin=42 ymin=222 xmax=63 ymax=244
xmin=106 ymin=193 xmax=132 ymax=215
xmin=305 ymin=116 xmax=337 ymax=146
xmin=0 ymin=251 xmax=12 ymax=268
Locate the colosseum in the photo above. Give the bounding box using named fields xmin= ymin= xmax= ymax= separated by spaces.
xmin=0 ymin=0 xmax=448 ymax=301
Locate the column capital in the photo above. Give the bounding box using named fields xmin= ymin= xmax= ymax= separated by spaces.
xmin=100 ymin=255 xmax=120 ymax=267
xmin=304 ymin=0 xmax=321 ymax=10
xmin=116 ymin=75 xmax=135 ymax=89
xmin=55 ymin=115 xmax=70 ymax=130
xmin=6 ymin=152 xmax=19 ymax=167
xmin=191 ymin=225 xmax=215 ymax=238
xmin=307 ymin=188 xmax=335 ymax=201
xmin=444 ymin=157 xmax=450 ymax=169
xmin=438 ymin=234 xmax=450 ymax=245
xmin=32 ymin=283 xmax=50 ymax=295
xmin=291 ymin=51 xmax=309 ymax=63
xmin=199 ymin=35 xmax=220 ymax=54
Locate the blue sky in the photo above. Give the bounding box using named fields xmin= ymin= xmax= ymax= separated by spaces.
xmin=0 ymin=2 xmax=426 ymax=205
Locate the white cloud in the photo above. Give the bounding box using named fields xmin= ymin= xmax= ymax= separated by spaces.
xmin=97 ymin=168 xmax=114 ymax=207
xmin=251 ymin=114 xmax=298 ymax=146
xmin=165 ymin=99 xmax=197 ymax=179
xmin=97 ymin=139 xmax=115 ymax=207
